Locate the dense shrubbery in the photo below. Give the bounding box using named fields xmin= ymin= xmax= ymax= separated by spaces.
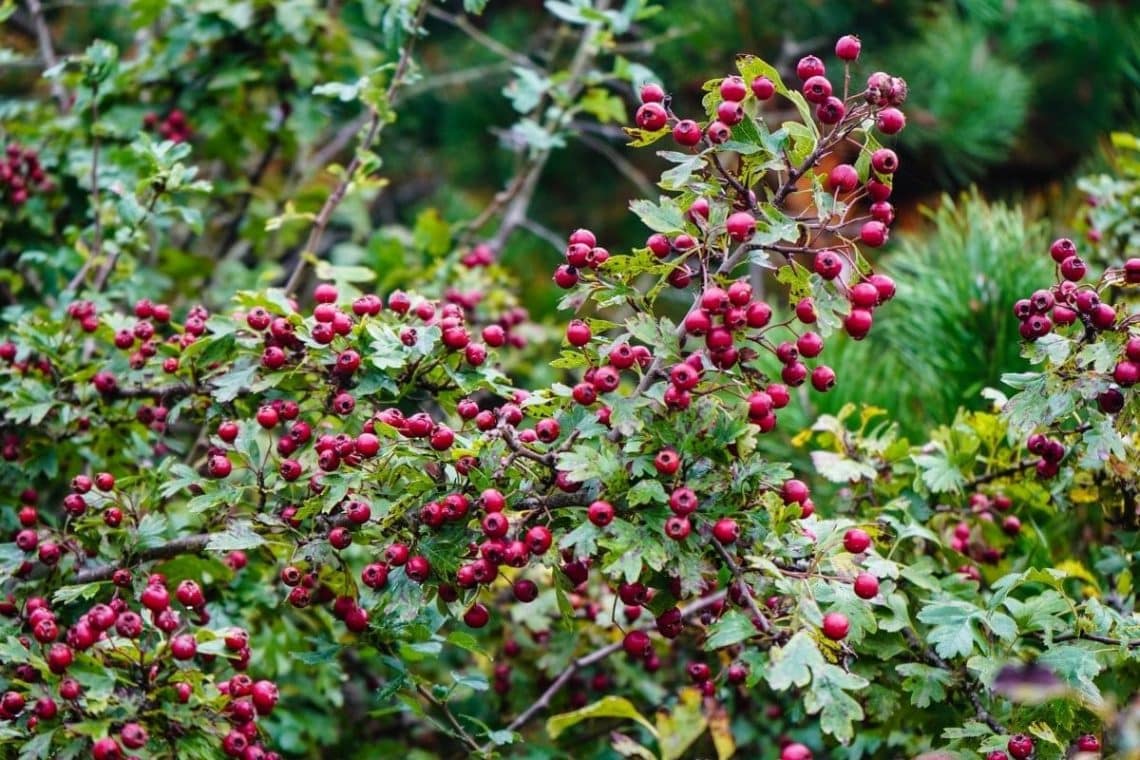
xmin=0 ymin=2 xmax=1138 ymax=759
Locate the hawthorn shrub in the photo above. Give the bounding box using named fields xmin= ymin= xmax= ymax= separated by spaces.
xmin=1 ymin=4 xmax=1138 ymax=760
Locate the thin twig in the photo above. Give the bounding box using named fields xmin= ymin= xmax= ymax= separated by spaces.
xmin=25 ymin=0 xmax=69 ymax=112
xmin=283 ymin=1 xmax=429 ymax=295
xmin=480 ymin=589 xmax=727 ymax=752
xmin=574 ymin=131 xmax=655 ymax=198
xmin=711 ymin=538 xmax=770 ymax=632
xmin=425 ymin=6 xmax=537 ymax=69
xmin=903 ymin=628 xmax=1004 ymax=733
xmin=415 ymin=684 xmax=482 ymax=753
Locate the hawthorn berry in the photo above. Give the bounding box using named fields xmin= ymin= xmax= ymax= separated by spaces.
xmin=843 ymin=528 xmax=871 ymax=553
xmin=1007 ymin=734 xmax=1034 ymax=759
xmin=853 ymin=572 xmax=879 ymax=599
xmin=821 ymin=611 xmax=850 ymax=641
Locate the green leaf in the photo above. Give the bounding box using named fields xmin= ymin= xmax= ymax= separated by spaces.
xmin=805 ymin=662 xmax=868 ymax=742
xmin=209 ymin=361 xmax=258 ymax=403
xmin=896 ymin=663 xmax=952 ymax=708
xmin=764 ymin=630 xmax=822 ymax=691
xmin=626 ymin=479 xmax=667 ymax=507
xmin=916 ymin=599 xmax=980 ymax=659
xmin=912 ymin=450 xmax=966 ymax=494
xmin=546 ymin=696 xmax=657 ymax=740
xmin=52 ymin=583 xmax=106 ymax=606
xmin=1036 ymin=645 xmax=1104 ymax=708
xmin=810 ymin=451 xmax=877 ymax=483
xmin=704 ymin=610 xmax=758 ymax=649
xmin=205 ymin=520 xmax=265 ymax=552
xmin=629 ymin=198 xmax=686 ymax=233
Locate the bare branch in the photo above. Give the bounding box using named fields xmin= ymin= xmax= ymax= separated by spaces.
xmin=283 ymin=1 xmax=429 ymax=295
xmin=74 ymin=534 xmax=212 ymax=583
xmin=25 ymin=0 xmax=70 ymax=112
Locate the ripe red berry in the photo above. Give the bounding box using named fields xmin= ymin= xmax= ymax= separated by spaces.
xmin=844 ymin=528 xmax=871 ymax=553
xmin=463 ymin=603 xmax=490 ymax=628
xmin=835 ymin=34 xmax=861 ymax=61
xmin=844 ymin=308 xmax=874 ymax=340
xmin=802 ymin=75 xmax=832 ymax=104
xmin=828 ymin=164 xmax=858 ymax=193
xmin=821 ymin=611 xmax=850 ymax=640
xmin=871 ymin=148 xmax=899 ymax=174
xmin=635 ymin=102 xmax=667 ymax=131
xmin=1075 ymin=735 xmax=1100 ymax=752
xmin=566 ymin=319 xmax=592 ymax=346
xmin=623 ymin=630 xmax=652 ymax=658
xmin=712 ymin=518 xmax=739 ymax=544
xmin=781 ymin=479 xmax=810 ymax=505
xmin=654 ymin=448 xmax=681 ymax=476
xmin=664 ymin=515 xmax=691 ymax=540
xmin=796 ymin=55 xmax=825 ymax=81
xmin=587 ymin=500 xmax=615 ymax=527
xmin=860 ymin=220 xmax=889 ymax=247
xmin=876 ymin=107 xmax=906 ymax=135
xmin=781 ymin=743 xmax=813 ymax=760
xmin=706 ymin=121 xmax=731 ymax=144
xmin=1007 ymin=734 xmax=1034 ymax=760
xmin=170 ymin=633 xmax=197 ymax=660
xmin=726 ymin=211 xmax=755 ymax=241
xmin=751 ymin=76 xmax=775 ymax=99
xmin=720 ymin=75 xmax=747 ymax=101
xmin=513 ymin=579 xmax=538 ymax=603
xmin=810 ymin=365 xmax=836 ymax=392
xmin=639 ymin=82 xmax=665 ymax=103
xmin=1049 ymin=237 xmax=1076 ymax=262
xmin=853 ymin=572 xmax=879 ymax=599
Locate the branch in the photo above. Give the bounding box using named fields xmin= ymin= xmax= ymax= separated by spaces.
xmin=962 ymin=459 xmax=1036 ymax=489
xmin=283 ymin=1 xmax=429 ymax=295
xmin=425 ymin=6 xmax=538 ymax=69
xmin=481 ymin=589 xmax=728 ymax=751
xmin=415 ymin=684 xmax=482 ymax=753
xmin=1052 ymin=632 xmax=1140 ymax=648
xmin=74 ymin=534 xmax=212 ymax=583
xmin=25 ymin=0 xmax=70 ymax=112
xmin=903 ymin=628 xmax=1004 ymax=733
xmin=711 ymin=538 xmax=770 ymax=632
xmin=573 ymin=131 xmax=655 ymax=198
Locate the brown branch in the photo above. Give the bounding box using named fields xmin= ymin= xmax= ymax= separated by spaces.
xmin=74 ymin=534 xmax=212 ymax=583
xmin=481 ymin=589 xmax=728 ymax=752
xmin=1052 ymin=632 xmax=1140 ymax=648
xmin=415 ymin=684 xmax=482 ymax=753
xmin=963 ymin=459 xmax=1036 ymax=489
xmin=903 ymin=628 xmax=1004 ymax=733
xmin=25 ymin=0 xmax=69 ymax=112
xmin=283 ymin=1 xmax=429 ymax=295
xmin=711 ymin=538 xmax=770 ymax=632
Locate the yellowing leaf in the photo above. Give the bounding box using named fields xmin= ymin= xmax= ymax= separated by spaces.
xmin=547 ymin=696 xmax=657 ymax=740
xmin=707 ymin=703 xmax=736 ymax=759
xmin=656 ymin=687 xmax=707 ymax=760
xmin=1055 ymin=559 xmax=1099 ymax=591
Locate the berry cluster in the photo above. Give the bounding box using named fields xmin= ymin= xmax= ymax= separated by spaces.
xmin=0 ymin=143 xmax=51 ymax=208
xmin=143 ymin=109 xmax=192 ymax=143
xmin=0 ymin=581 xmax=279 ymax=758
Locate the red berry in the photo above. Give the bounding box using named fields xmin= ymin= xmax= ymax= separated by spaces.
xmin=871 ymin=148 xmax=899 ymax=174
xmin=853 ymin=572 xmax=879 ymax=599
xmin=725 ymin=211 xmax=755 ymax=241
xmin=843 ymin=528 xmax=871 ymax=553
xmin=1049 ymin=237 xmax=1076 ymax=263
xmin=639 ymin=82 xmax=665 ymax=103
xmin=664 ymin=515 xmax=691 ymax=540
xmin=751 ymin=76 xmax=775 ymax=100
xmin=796 ymin=55 xmax=825 ymax=81
xmin=876 ymin=108 xmax=906 ymax=135
xmin=835 ymin=34 xmax=861 ymax=61
xmin=712 ymin=518 xmax=739 ymax=544
xmin=1076 ymin=735 xmax=1100 ymax=752
xmin=1007 ymin=734 xmax=1034 ymax=760
xmin=463 ymin=603 xmax=489 ymax=628
xmin=828 ymin=164 xmax=858 ymax=193
xmin=860 ymin=220 xmax=889 ymax=247
xmin=587 ymin=500 xmax=615 ymax=527
xmin=802 ymin=75 xmax=832 ymax=104
xmin=566 ymin=319 xmax=592 ymax=346
xmin=635 ymin=102 xmax=667 ymax=131
xmin=706 ymin=121 xmax=731 ymax=144
xmin=821 ymin=611 xmax=849 ymax=640
xmin=781 ymin=743 xmax=813 ymax=760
